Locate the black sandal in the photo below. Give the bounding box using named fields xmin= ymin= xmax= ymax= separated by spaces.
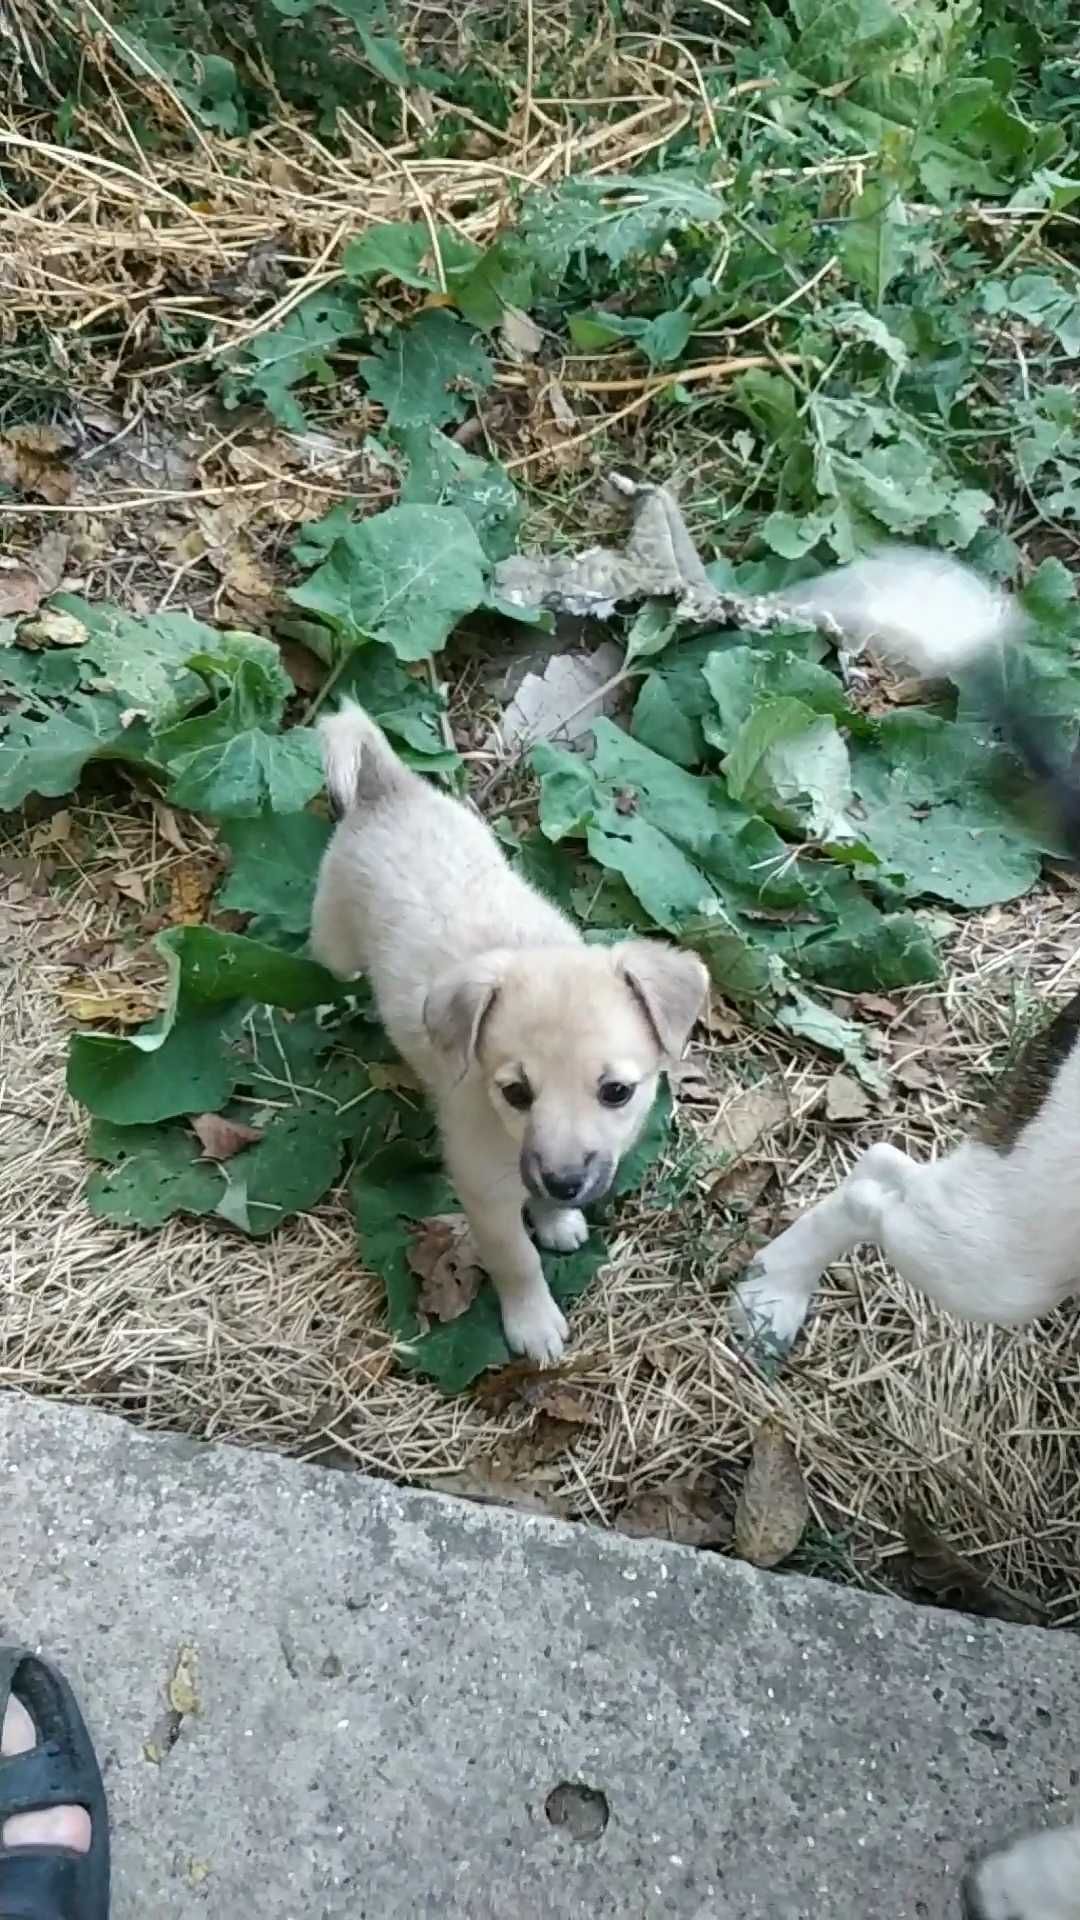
xmin=0 ymin=1648 xmax=109 ymax=1919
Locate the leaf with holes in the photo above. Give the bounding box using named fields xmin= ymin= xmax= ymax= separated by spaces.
xmin=220 ymin=288 xmax=360 ymax=429
xmin=360 ymin=310 xmax=492 ymax=432
xmin=289 ymin=504 xmax=488 ymax=661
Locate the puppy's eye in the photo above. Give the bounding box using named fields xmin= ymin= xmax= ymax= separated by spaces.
xmin=501 ymin=1081 xmax=533 ymax=1111
xmin=599 ymin=1080 xmax=634 ymax=1108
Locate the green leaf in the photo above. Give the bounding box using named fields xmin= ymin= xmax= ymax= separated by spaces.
xmin=534 ymin=721 xmax=810 ymax=934
xmin=840 ymin=180 xmax=913 ymax=305
xmin=49 ymin=598 xmax=216 ymax=726
xmin=850 ymin=711 xmax=1044 ymax=907
xmin=343 ymin=221 xmax=479 ymax=289
xmin=217 ymin=813 xmax=332 ymax=939
xmin=702 ymin=645 xmax=860 ymax=754
xmin=289 ymin=504 xmax=488 ymax=661
xmin=165 ymin=724 xmax=324 ymax=818
xmin=449 ymin=236 xmax=535 ymax=330
xmin=723 ymin=699 xmax=855 ymax=843
xmin=798 ymin=911 xmax=941 ymax=991
xmin=67 ymin=928 xmax=344 ymax=1125
xmin=520 ymin=173 xmax=727 ymax=277
xmin=568 ymin=307 xmax=692 ymax=367
xmin=333 ymin=643 xmax=458 ymax=766
xmin=220 ymin=289 xmax=360 ymax=429
xmin=86 ymin=1121 xmax=226 ymax=1227
xmin=398 ymin=427 xmax=521 ymax=562
xmin=213 ymin=1100 xmax=346 ymax=1235
xmin=360 ymin=310 xmax=492 ymax=431
xmin=777 ymin=988 xmax=888 ymax=1096
xmin=0 ymin=691 xmax=150 ymax=809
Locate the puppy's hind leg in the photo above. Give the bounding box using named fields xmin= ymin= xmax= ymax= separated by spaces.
xmin=731 ymin=1143 xmax=916 ymax=1358
xmin=964 ymin=1822 xmax=1080 ymax=1920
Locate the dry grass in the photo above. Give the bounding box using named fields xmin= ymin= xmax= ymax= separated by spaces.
xmin=3 ymin=792 xmax=1080 ymax=1621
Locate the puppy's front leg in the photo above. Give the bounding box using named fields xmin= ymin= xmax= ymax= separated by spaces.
xmin=444 ymin=1147 xmax=569 ymax=1365
xmin=526 ymin=1196 xmax=589 ymax=1254
xmin=731 ymin=1143 xmax=916 ymax=1356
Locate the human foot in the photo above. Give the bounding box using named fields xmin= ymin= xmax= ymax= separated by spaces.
xmin=0 ymin=1648 xmax=108 ymax=1918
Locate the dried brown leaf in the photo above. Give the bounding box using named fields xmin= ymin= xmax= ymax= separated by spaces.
xmin=825 ymin=1072 xmax=871 ymax=1122
xmin=58 ymin=982 xmax=159 ymax=1027
xmin=892 ymin=1056 xmax=935 ymax=1092
xmin=518 ymin=1380 xmax=594 ymax=1425
xmin=407 ymin=1213 xmax=483 ymax=1323
xmin=668 ymin=1054 xmax=713 ymax=1103
xmin=708 ymin=1161 xmax=774 ymax=1212
xmin=616 ymin=1475 xmax=732 ymax=1547
xmin=190 ymin=1113 xmax=264 ymax=1161
xmin=733 ymin=1420 xmax=808 ymax=1569
xmin=278 ymin=639 xmax=325 ymax=695
xmin=710 ymin=1081 xmax=789 ymax=1160
xmin=153 ymin=804 xmax=191 ymax=855
xmin=168 ymin=858 xmax=215 ymax=926
xmin=0 ymin=427 xmax=74 ymax=504
xmin=110 ymin=869 xmax=148 ymax=908
xmin=901 ymin=1510 xmax=1044 ymax=1626
xmin=500 ymin=305 xmax=543 ymax=358
xmin=168 ymin=1643 xmax=200 ymax=1717
xmin=0 ymin=567 xmax=45 ymax=617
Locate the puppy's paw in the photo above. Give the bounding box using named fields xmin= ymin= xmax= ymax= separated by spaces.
xmin=501 ymin=1289 xmax=569 ymax=1366
xmin=730 ymin=1260 xmax=812 ymax=1363
xmin=963 ymin=1826 xmax=1080 ymax=1920
xmin=531 ymin=1206 xmax=589 ymax=1254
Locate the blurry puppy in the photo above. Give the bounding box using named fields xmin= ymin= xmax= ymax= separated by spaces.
xmin=963 ymin=1822 xmax=1080 ymax=1920
xmin=733 ymin=545 xmax=1080 ymax=1353
xmin=311 ymin=702 xmax=707 ymax=1365
xmin=734 ymin=546 xmax=1080 ymax=1920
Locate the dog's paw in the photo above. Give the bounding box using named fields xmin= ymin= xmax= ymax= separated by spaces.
xmin=730 ymin=1260 xmax=812 ymax=1362
xmin=962 ymin=1825 xmax=1080 ymax=1920
xmin=501 ymin=1290 xmax=569 ymax=1366
xmin=531 ymin=1207 xmax=589 ymax=1254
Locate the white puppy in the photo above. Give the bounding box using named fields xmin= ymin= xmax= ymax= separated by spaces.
xmin=738 ymin=547 xmax=1080 ymax=1918
xmin=964 ymin=1823 xmax=1080 ymax=1920
xmin=732 ymin=546 xmax=1079 ymax=1353
xmin=310 ymin=701 xmax=707 ymax=1365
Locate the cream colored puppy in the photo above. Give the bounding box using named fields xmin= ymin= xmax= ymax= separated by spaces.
xmin=311 ymin=701 xmax=707 ymax=1365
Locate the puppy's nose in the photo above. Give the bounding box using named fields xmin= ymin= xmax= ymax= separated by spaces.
xmin=541 ymin=1157 xmax=595 ymax=1204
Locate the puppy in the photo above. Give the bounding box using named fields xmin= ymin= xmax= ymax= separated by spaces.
xmin=964 ymin=1823 xmax=1080 ymax=1920
xmin=310 ymin=701 xmax=707 ymax=1364
xmin=733 ymin=545 xmax=1080 ymax=1354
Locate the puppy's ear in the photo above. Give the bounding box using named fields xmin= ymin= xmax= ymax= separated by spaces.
xmin=615 ymin=940 xmax=709 ymax=1058
xmin=423 ymin=952 xmax=508 ymax=1064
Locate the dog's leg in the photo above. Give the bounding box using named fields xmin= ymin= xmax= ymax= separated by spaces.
xmin=526 ymin=1197 xmax=590 ymax=1254
xmin=444 ymin=1148 xmax=570 ymax=1365
xmin=964 ymin=1821 xmax=1080 ymax=1920
xmin=731 ymin=1143 xmax=916 ymax=1354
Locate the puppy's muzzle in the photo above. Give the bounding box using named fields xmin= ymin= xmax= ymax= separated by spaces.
xmin=521 ymin=1150 xmax=612 ymax=1207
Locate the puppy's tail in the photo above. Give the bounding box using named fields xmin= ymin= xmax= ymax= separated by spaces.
xmin=773 ymin=544 xmax=1020 ymax=677
xmin=319 ymin=700 xmax=410 ymax=818
xmin=776 ymin=545 xmax=1080 ymax=860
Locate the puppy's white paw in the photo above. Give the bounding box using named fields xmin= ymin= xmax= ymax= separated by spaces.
xmin=730 ymin=1260 xmax=813 ymax=1359
xmin=501 ymin=1289 xmax=569 ymax=1366
xmin=964 ymin=1826 xmax=1080 ymax=1920
xmin=531 ymin=1206 xmax=589 ymax=1253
